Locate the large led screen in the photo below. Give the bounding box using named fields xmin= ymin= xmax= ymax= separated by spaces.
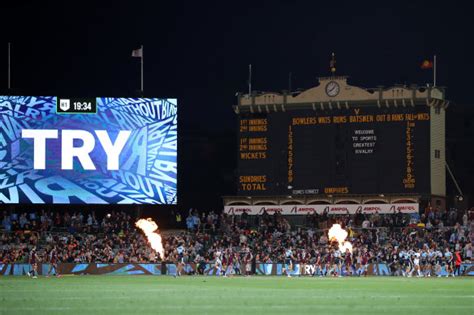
xmin=0 ymin=96 xmax=177 ymax=204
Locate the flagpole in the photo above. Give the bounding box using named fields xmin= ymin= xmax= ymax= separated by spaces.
xmin=433 ymin=54 xmax=437 ymax=87
xmin=248 ymin=64 xmax=252 ymax=96
xmin=8 ymin=42 xmax=11 ymax=90
xmin=141 ymin=45 xmax=144 ymax=93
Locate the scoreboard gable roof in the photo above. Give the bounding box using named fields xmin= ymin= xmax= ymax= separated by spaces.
xmin=235 ymin=76 xmax=449 ymax=112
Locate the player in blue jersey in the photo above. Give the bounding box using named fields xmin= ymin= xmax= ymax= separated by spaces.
xmin=282 ymin=246 xmax=296 ymax=277
xmin=434 ymin=250 xmax=443 ymax=277
xmin=333 ymin=248 xmax=343 ymax=277
xmin=399 ymin=249 xmax=411 ymax=277
xmin=421 ymin=249 xmax=432 ymax=277
xmin=444 ymin=248 xmax=454 ymax=277
xmin=175 ymin=243 xmax=185 ymax=277
xmin=412 ymin=251 xmax=422 ymax=277
xmin=214 ymin=250 xmax=223 ymax=276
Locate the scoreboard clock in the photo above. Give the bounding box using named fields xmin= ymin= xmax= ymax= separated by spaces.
xmin=325 ymin=81 xmax=340 ymax=97
xmin=57 ymin=97 xmax=97 ymax=114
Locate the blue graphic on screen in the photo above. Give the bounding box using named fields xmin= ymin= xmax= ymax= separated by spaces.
xmin=0 ymin=96 xmax=177 ymax=204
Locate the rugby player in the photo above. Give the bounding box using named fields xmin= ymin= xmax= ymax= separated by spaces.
xmin=243 ymin=247 xmax=253 ymax=277
xmin=434 ymin=249 xmax=443 ymax=277
xmin=444 ymin=247 xmax=454 ymax=277
xmin=343 ymin=248 xmax=353 ymax=276
xmin=313 ymin=250 xmax=323 ymax=277
xmin=214 ymin=250 xmax=223 ymax=276
xmin=27 ymin=246 xmax=40 ymax=279
xmin=454 ymin=249 xmax=462 ymax=276
xmin=46 ymin=246 xmax=60 ymax=277
xmin=175 ymin=243 xmax=185 ymax=277
xmin=412 ymin=251 xmax=422 ymax=277
xmin=232 ymin=252 xmax=241 ymax=275
xmin=282 ymin=246 xmax=296 ymax=277
xmin=324 ymin=249 xmax=334 ymax=276
xmin=333 ymin=248 xmax=342 ymax=277
xmin=224 ymin=249 xmax=234 ymax=277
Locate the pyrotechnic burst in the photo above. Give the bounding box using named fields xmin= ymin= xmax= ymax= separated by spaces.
xmin=135 ymin=218 xmax=164 ymax=259
xmin=328 ymin=224 xmax=353 ymax=253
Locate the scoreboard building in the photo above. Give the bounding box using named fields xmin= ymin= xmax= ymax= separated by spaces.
xmin=224 ymin=76 xmax=449 ymax=215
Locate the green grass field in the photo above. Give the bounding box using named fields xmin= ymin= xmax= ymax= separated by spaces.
xmin=0 ymin=276 xmax=472 ymax=315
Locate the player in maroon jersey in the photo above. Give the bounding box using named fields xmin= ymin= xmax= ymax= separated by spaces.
xmin=224 ymin=249 xmax=234 ymax=277
xmin=320 ymin=250 xmax=327 ymax=276
xmin=344 ymin=248 xmax=353 ymax=276
xmin=302 ymin=250 xmax=311 ymax=276
xmin=298 ymin=250 xmax=306 ymax=276
xmin=324 ymin=249 xmax=333 ymax=276
xmin=27 ymin=246 xmax=40 ymax=278
xmin=46 ymin=246 xmax=60 ymax=277
xmin=359 ymin=250 xmax=369 ymax=276
xmin=221 ymin=250 xmax=228 ymax=277
xmin=233 ymin=252 xmax=241 ymax=275
xmin=313 ymin=251 xmax=322 ymax=277
xmin=243 ymin=248 xmax=253 ymax=276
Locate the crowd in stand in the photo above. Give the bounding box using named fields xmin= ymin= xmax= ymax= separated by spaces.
xmin=0 ymin=207 xmax=473 ymax=276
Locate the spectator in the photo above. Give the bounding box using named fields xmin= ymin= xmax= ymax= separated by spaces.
xmin=87 ymin=214 xmax=93 ymax=226
xmin=362 ymin=217 xmax=371 ymax=229
xmin=186 ymin=214 xmax=194 ymax=231
xmin=462 ymin=212 xmax=468 ymax=227
xmin=192 ymin=213 xmax=201 ymax=231
xmin=463 ymin=243 xmax=472 ymax=262
xmin=0 ymin=206 xmax=471 ymax=271
xmin=2 ymin=214 xmax=12 ymax=232
xmin=19 ymin=213 xmax=29 ymax=229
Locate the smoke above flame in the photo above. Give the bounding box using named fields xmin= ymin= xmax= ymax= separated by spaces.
xmin=328 ymin=224 xmax=353 ymax=253
xmin=135 ymin=218 xmax=164 ymax=259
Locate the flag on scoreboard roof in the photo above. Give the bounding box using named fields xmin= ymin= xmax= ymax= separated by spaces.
xmin=421 ymin=59 xmax=433 ymax=69
xmin=131 ymin=47 xmax=143 ymax=58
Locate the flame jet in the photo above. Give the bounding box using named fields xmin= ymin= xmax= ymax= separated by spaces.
xmin=135 ymin=218 xmax=165 ymax=259
xmin=328 ymin=224 xmax=353 ymax=253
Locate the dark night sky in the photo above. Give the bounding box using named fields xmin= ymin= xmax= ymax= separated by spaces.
xmin=1 ymin=1 xmax=473 ymax=209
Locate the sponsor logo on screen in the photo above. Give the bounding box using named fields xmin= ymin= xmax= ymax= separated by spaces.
xmin=59 ymin=99 xmax=70 ymax=111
